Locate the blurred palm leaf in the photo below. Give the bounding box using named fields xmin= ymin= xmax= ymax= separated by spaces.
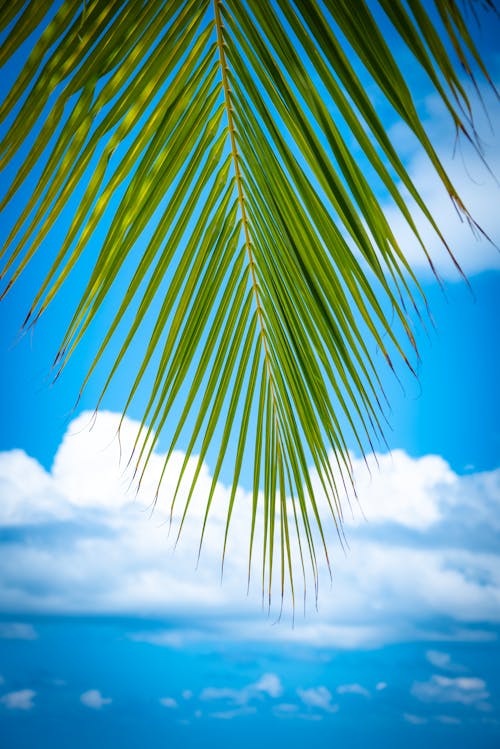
xmin=0 ymin=0 xmax=496 ymax=606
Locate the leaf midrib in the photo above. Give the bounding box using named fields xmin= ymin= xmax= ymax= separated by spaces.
xmin=213 ymin=0 xmax=273 ymax=378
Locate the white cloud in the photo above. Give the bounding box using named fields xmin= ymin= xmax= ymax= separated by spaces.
xmin=375 ymin=682 xmax=387 ymax=691
xmin=412 ymin=675 xmax=489 ymax=708
xmin=436 ymin=714 xmax=461 ymax=725
xmin=0 ymin=451 xmax=71 ymax=526
xmin=426 ymin=650 xmax=452 ymax=670
xmin=383 ymin=77 xmax=500 ymax=279
xmin=129 ymin=629 xmax=208 ymax=649
xmin=297 ymin=686 xmax=337 ymax=713
xmin=0 ymin=411 xmax=499 ymax=648
xmin=209 ymin=706 xmax=256 ymax=720
xmin=80 ymin=689 xmax=112 ymax=709
xmin=426 ymin=650 xmax=463 ymax=672
xmin=0 ymin=689 xmax=36 ymax=710
xmin=345 ymin=451 xmax=456 ymax=529
xmin=159 ymin=697 xmax=177 ymax=709
xmin=200 ymin=673 xmax=282 ymax=706
xmin=200 ymin=686 xmax=241 ymax=703
xmin=403 ymin=713 xmax=427 ymax=725
xmin=336 ymin=683 xmax=370 ymax=698
xmin=418 ymin=629 xmax=496 ymax=645
xmin=252 ymin=673 xmax=283 ymax=698
xmin=0 ymin=622 xmax=37 ymax=640
xmin=275 ymin=703 xmax=299 ymax=714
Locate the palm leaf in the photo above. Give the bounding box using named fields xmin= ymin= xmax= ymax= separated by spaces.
xmin=0 ymin=0 xmax=496 ymax=606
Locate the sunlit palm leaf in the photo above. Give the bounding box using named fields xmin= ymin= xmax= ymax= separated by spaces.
xmin=0 ymin=0 xmax=496 ymax=606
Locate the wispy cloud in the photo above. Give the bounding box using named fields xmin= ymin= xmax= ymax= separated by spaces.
xmin=200 ymin=686 xmax=242 ymax=703
xmin=129 ymin=629 xmax=208 ymax=649
xmin=200 ymin=673 xmax=282 ymax=706
xmin=159 ymin=697 xmax=178 ymax=709
xmin=80 ymin=690 xmax=112 ymax=709
xmin=0 ymin=622 xmax=37 ymax=640
xmin=403 ymin=713 xmax=428 ymax=725
xmin=274 ymin=703 xmax=299 ymax=714
xmin=435 ymin=714 xmax=461 ymax=725
xmin=336 ymin=683 xmax=370 ymax=698
xmin=404 ymin=710 xmax=461 ymax=727
xmin=412 ymin=675 xmax=490 ymax=708
xmin=0 ymin=689 xmax=36 ymax=710
xmin=426 ymin=650 xmax=464 ymax=672
xmin=209 ymin=706 xmax=256 ymax=720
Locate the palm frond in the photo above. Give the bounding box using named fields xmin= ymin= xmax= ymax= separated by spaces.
xmin=0 ymin=0 xmax=496 ymax=606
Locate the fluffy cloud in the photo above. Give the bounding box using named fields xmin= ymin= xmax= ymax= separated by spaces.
xmin=297 ymin=686 xmax=337 ymax=713
xmin=345 ymin=451 xmax=455 ymax=529
xmin=0 ymin=411 xmax=499 ymax=648
xmin=411 ymin=675 xmax=490 ymax=708
xmin=382 ymin=77 xmax=500 ymax=279
xmin=252 ymin=674 xmax=283 ymax=698
xmin=80 ymin=689 xmax=112 ymax=709
xmin=0 ymin=689 xmax=36 ymax=710
xmin=0 ymin=450 xmax=69 ymax=526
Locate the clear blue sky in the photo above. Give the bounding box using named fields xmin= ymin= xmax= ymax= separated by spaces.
xmin=0 ymin=3 xmax=499 ymax=748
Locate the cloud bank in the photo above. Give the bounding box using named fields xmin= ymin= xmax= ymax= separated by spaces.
xmin=0 ymin=411 xmax=499 ymax=648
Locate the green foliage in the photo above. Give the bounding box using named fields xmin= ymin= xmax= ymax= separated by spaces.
xmin=0 ymin=0 xmax=496 ymax=604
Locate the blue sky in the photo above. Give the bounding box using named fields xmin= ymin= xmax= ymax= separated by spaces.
xmin=1 ymin=3 xmax=500 ymax=748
